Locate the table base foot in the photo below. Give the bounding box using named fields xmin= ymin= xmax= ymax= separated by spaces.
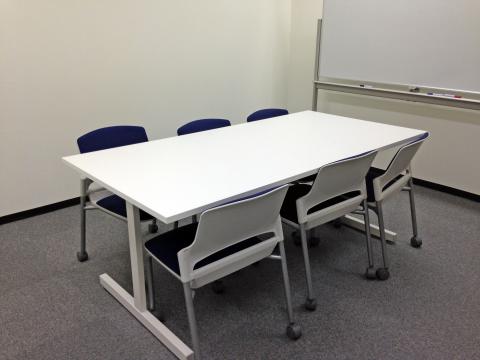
xmin=99 ymin=273 xmax=194 ymax=360
xmin=342 ymin=215 xmax=397 ymax=243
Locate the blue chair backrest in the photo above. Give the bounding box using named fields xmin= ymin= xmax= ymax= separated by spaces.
xmin=177 ymin=119 xmax=231 ymax=136
xmin=246 ymin=108 xmax=288 ymax=122
xmin=77 ymin=125 xmax=148 ymax=153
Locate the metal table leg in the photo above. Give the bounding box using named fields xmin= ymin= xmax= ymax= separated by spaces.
xmin=99 ymin=202 xmax=194 ymax=359
xmin=342 ymin=214 xmax=397 ymax=243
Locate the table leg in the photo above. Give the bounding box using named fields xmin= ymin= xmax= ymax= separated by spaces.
xmin=342 ymin=214 xmax=397 ymax=243
xmin=99 ymin=202 xmax=194 ymax=359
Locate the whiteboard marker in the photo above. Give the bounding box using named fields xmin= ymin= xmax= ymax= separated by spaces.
xmin=427 ymin=93 xmax=462 ymax=99
xmin=359 ymin=84 xmax=373 ymax=89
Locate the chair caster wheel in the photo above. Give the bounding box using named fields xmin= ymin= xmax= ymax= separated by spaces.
xmin=365 ymin=267 xmax=376 ymax=280
xmin=410 ymin=236 xmax=422 ymax=248
xmin=148 ymin=223 xmax=159 ymax=233
xmin=332 ymin=218 xmax=343 ymax=228
xmin=376 ymin=268 xmax=390 ymax=281
xmin=211 ymin=280 xmax=225 ymax=294
xmin=305 ymin=298 xmax=317 ymax=311
xmin=77 ymin=251 xmax=88 ymax=262
xmin=286 ymin=323 xmax=302 ymax=340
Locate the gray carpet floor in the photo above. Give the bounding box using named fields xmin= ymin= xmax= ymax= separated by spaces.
xmin=1 ymin=186 xmax=479 ymax=360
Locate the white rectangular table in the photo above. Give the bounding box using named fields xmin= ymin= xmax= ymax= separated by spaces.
xmin=63 ymin=110 xmax=426 ymax=359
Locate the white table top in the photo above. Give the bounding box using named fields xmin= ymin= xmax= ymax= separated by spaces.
xmin=63 ymin=111 xmax=426 ymax=223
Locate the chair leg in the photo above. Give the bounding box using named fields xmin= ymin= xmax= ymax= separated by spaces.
xmin=407 ymin=179 xmax=422 ymax=248
xmin=362 ymin=200 xmax=376 ymax=279
xmin=77 ymin=179 xmax=89 ymax=262
xmin=278 ymin=241 xmax=302 ymax=340
xmin=300 ymin=224 xmax=316 ymax=311
xmin=183 ymin=282 xmax=201 ymax=359
xmin=146 ymin=255 xmax=155 ymax=311
xmin=174 ymin=221 xmax=179 ymax=229
xmin=375 ymin=201 xmax=390 ymax=281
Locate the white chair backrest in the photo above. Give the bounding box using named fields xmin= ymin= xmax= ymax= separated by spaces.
xmin=373 ymin=134 xmax=428 ymax=200
xmin=296 ymin=151 xmax=377 ymax=224
xmin=177 ymin=185 xmax=289 ymax=283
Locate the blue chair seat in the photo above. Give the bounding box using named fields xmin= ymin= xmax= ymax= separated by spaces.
xmin=280 ymin=184 xmax=361 ymax=223
xmin=144 ymin=223 xmax=263 ymax=275
xmin=365 ymin=167 xmax=405 ymax=202
xmin=96 ymin=195 xmax=154 ymax=221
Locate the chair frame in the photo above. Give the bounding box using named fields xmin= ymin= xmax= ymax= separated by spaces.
xmin=145 ymin=186 xmax=301 ymax=358
xmin=77 ymin=177 xmax=162 ymax=263
xmin=366 ymin=135 xmax=428 ymax=280
xmin=281 ymin=151 xmax=378 ymax=311
xmin=79 ymin=177 xmax=167 ymax=313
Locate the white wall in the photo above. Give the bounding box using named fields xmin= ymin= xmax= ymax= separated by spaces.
xmin=2 ymin=0 xmax=478 ymax=217
xmin=0 ymin=0 xmax=291 ymax=217
xmin=288 ymin=0 xmax=480 ymax=195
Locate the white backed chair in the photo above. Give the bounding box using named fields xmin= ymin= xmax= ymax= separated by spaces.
xmin=280 ymin=151 xmax=378 ymax=311
xmin=365 ymin=133 xmax=428 ymax=280
xmin=144 ymin=185 xmax=301 ymax=359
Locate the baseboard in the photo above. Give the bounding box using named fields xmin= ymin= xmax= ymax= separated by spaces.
xmin=412 ymin=178 xmax=479 ymax=202
xmin=0 ymin=197 xmax=80 ymax=225
xmin=0 ymin=179 xmax=478 ymax=225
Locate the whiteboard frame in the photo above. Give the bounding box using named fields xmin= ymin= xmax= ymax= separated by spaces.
xmin=312 ymin=20 xmax=480 ymax=112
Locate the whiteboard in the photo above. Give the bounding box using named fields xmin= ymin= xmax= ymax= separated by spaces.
xmin=318 ymin=0 xmax=480 ymax=93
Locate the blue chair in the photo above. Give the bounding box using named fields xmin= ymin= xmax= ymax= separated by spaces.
xmin=176 ymin=118 xmax=231 ymax=225
xmin=246 ymin=108 xmax=288 ymax=122
xmin=144 ymin=185 xmax=301 ymax=357
xmin=76 ymin=125 xmax=158 ymax=262
xmin=176 ymin=118 xmax=231 ymax=136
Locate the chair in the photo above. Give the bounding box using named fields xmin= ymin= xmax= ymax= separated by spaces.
xmin=365 ymin=133 xmax=428 ymax=281
xmin=76 ymin=125 xmax=159 ymax=262
xmin=280 ymin=151 xmax=378 ymax=311
xmin=144 ymin=185 xmax=301 ymax=358
xmin=176 ymin=118 xmax=231 ymax=225
xmin=176 ymin=118 xmax=231 ymax=136
xmin=246 ymin=108 xmax=288 ymax=122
